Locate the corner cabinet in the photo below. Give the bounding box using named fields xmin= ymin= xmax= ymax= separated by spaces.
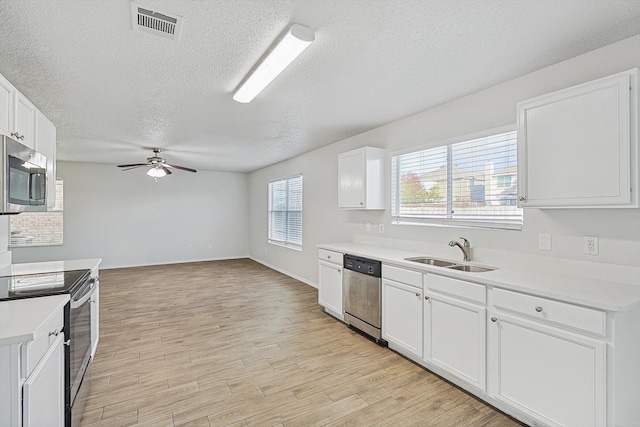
xmin=517 ymin=69 xmax=638 ymax=208
xmin=338 ymin=147 xmax=385 ymax=210
xmin=318 ymin=249 xmax=344 ymax=320
xmin=488 ymin=288 xmax=607 ymax=427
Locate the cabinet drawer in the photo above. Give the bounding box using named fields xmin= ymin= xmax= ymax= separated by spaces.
xmin=426 ymin=274 xmax=486 ymax=304
xmin=382 ymin=265 xmax=422 ymax=288
xmin=22 ymin=307 xmax=64 ymax=378
xmin=492 ymin=288 xmax=606 ymax=336
xmin=318 ymin=249 xmax=343 ymax=266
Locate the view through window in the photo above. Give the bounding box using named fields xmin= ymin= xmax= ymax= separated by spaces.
xmin=268 ymin=175 xmax=303 ymax=250
xmin=9 ymin=179 xmax=64 ymax=247
xmin=391 ymin=129 xmax=522 ymax=229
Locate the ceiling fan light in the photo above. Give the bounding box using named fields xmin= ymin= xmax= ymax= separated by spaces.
xmin=233 ymin=24 xmax=315 ymax=103
xmin=147 ymin=166 xmax=166 ymax=178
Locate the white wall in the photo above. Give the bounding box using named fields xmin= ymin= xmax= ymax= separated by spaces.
xmin=10 ymin=162 xmax=250 ymax=268
xmin=249 ymin=35 xmax=640 ymax=287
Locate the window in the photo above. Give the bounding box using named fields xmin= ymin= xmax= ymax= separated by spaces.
xmin=391 ymin=128 xmax=522 ymax=230
xmin=268 ymin=175 xmax=303 ymax=250
xmin=9 ymin=178 xmax=64 ymax=247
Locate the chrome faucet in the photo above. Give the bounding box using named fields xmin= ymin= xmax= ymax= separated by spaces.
xmin=449 ymin=237 xmax=471 ymax=262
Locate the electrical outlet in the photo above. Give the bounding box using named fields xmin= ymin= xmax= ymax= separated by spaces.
xmin=583 ymin=236 xmax=599 ymax=255
xmin=538 ymin=234 xmax=551 ymax=251
xmin=379 ymin=224 xmax=385 ymax=233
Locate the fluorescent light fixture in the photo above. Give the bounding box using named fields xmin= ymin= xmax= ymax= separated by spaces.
xmin=233 ymin=24 xmax=315 ymax=103
xmin=147 ymin=166 xmax=166 ymax=178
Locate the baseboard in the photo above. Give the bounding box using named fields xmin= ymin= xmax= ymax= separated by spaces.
xmin=249 ymin=256 xmax=318 ymax=289
xmin=100 ymin=255 xmax=252 ymax=270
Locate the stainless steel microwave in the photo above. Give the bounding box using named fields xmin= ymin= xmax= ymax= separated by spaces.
xmin=0 ymin=135 xmax=47 ymax=214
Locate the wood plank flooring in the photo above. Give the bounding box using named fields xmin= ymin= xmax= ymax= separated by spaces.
xmin=79 ymin=258 xmax=526 ymax=427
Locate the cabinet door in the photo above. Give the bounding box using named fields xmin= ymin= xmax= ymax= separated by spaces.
xmin=424 ymin=292 xmax=486 ymax=390
xmin=382 ymin=278 xmax=422 ymax=358
xmin=338 ymin=149 xmax=365 ymax=208
xmin=23 ymin=333 xmax=65 ymax=427
xmin=490 ymin=313 xmax=605 ymax=427
xmin=0 ymin=74 xmax=14 ymax=136
xmin=35 ymin=110 xmax=57 ymax=209
xmin=318 ymin=261 xmax=343 ymax=320
xmin=517 ymin=70 xmax=636 ymax=208
xmin=14 ymin=91 xmax=36 ymax=149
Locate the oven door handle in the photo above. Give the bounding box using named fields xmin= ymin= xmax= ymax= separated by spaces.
xmin=71 ymin=279 xmax=96 ymax=309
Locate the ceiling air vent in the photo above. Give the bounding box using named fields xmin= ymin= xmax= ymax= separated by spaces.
xmin=130 ymin=1 xmax=183 ymax=41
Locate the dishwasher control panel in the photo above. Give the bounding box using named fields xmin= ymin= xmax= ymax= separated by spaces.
xmin=344 ymin=254 xmax=381 ymax=278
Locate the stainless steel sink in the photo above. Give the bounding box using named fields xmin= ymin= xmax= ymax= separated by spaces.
xmin=446 ymin=265 xmax=496 ymax=273
xmin=404 ymin=257 xmax=458 ymax=267
xmin=405 ymin=257 xmax=496 ymax=273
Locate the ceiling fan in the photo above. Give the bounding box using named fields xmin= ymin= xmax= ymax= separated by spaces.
xmin=117 ymin=148 xmax=197 ymax=179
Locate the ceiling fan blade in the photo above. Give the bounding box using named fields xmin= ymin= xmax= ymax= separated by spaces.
xmin=121 ymin=165 xmax=147 ymax=171
xmin=117 ymin=163 xmax=148 ymax=168
xmin=167 ymin=164 xmax=197 ymax=173
xmin=161 ymin=166 xmax=172 ymax=175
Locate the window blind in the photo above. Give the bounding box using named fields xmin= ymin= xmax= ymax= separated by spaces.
xmin=268 ymin=175 xmax=303 ymax=249
xmin=391 ymin=129 xmax=522 ymax=230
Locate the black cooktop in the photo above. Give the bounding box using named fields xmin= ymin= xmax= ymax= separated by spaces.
xmin=0 ymin=269 xmax=91 ymax=301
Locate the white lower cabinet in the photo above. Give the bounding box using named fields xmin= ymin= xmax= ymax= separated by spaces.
xmin=318 ymin=249 xmax=344 ymax=320
xmin=382 ymin=265 xmax=423 ymax=358
xmin=382 ymin=278 xmax=423 ymax=357
xmin=489 ymin=288 xmax=606 ymax=427
xmin=0 ymin=295 xmax=68 ymax=427
xmin=423 ymin=274 xmax=486 ymax=391
xmin=490 ymin=313 xmax=605 ymax=427
xmin=23 ymin=333 xmax=65 ymax=427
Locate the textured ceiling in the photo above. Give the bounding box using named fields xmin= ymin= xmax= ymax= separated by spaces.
xmin=1 ymin=0 xmax=640 ymax=173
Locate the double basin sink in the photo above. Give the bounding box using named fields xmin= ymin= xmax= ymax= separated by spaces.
xmin=405 ymin=257 xmax=496 ymax=273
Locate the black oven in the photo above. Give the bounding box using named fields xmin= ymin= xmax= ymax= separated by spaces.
xmin=67 ymin=275 xmax=96 ymax=426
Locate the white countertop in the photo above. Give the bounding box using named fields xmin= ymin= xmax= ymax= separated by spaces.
xmin=0 ymin=258 xmax=102 ymax=277
xmin=319 ymin=242 xmax=640 ymax=312
xmin=0 ymin=294 xmax=69 ymax=345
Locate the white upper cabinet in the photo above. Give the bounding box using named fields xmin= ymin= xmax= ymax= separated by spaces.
xmin=338 ymin=146 xmax=385 ymax=210
xmin=517 ymin=69 xmax=638 ymax=208
xmin=14 ymin=90 xmax=37 ymax=149
xmin=35 ymin=110 xmax=57 ymax=209
xmin=0 ymin=74 xmax=14 ymax=136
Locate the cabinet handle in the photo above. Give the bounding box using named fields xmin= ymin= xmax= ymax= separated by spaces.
xmin=360 ymin=201 xmax=364 ymax=206
xmin=415 ymin=292 xmax=420 ymax=298
xmin=535 ymin=306 xmax=543 ymax=313
xmin=424 ymin=296 xmax=430 ymax=300
xmin=491 ymin=317 xmax=497 ymax=322
xmin=10 ymin=132 xmax=24 ymax=141
xmin=519 ymin=196 xmax=526 ymax=202
xmin=327 ymin=255 xmax=331 ymax=259
xmin=48 ymin=329 xmax=60 ymax=337
xmin=63 ymin=339 xmax=71 ymax=346
xmin=337 ymin=269 xmax=341 ymax=273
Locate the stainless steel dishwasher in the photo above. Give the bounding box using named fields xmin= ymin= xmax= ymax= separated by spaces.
xmin=342 ymin=254 xmax=385 ymax=343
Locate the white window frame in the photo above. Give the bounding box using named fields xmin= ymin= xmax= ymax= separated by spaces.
xmin=268 ymin=174 xmax=303 ymax=251
xmin=391 ymin=125 xmax=522 ymax=230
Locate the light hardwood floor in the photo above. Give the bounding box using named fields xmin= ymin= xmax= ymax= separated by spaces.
xmin=79 ymin=259 xmax=526 ymax=427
